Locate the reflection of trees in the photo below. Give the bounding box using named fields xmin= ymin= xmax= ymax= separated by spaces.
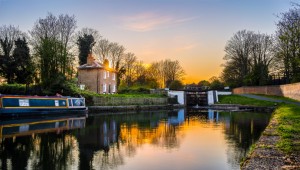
xmin=0 ymin=136 xmax=33 ymax=170
xmin=31 ymin=134 xmax=79 ymax=169
xmin=220 ymin=112 xmax=272 ymax=169
xmin=79 ymin=111 xmax=183 ymax=169
xmin=119 ymin=122 xmax=181 ymax=150
xmin=0 ymin=132 xmax=79 ymax=170
xmin=92 ymin=144 xmax=124 ymax=170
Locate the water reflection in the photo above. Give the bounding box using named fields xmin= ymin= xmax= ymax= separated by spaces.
xmin=0 ymin=109 xmax=271 ymax=170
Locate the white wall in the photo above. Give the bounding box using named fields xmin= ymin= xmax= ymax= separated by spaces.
xmin=168 ymin=90 xmax=185 ymax=105
xmin=207 ymin=91 xmax=214 ymax=105
xmin=217 ymin=91 xmax=232 ymax=95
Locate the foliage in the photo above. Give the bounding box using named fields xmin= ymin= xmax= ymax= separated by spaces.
xmin=218 ymin=95 xmax=276 ymax=106
xmin=221 ymin=30 xmax=274 ymax=87
xmin=12 ymin=38 xmax=35 ymax=84
xmin=275 ymin=4 xmax=300 ymax=83
xmin=0 ymin=84 xmax=27 ymax=95
xmin=77 ymin=33 xmax=95 ymax=65
xmin=0 ymin=25 xmax=25 ymax=84
xmin=209 ymin=76 xmax=224 ymax=90
xmin=118 ymin=85 xmax=150 ymax=94
xmin=169 ymin=80 xmax=184 ymax=90
xmin=30 ymin=13 xmax=76 ymax=89
xmin=146 ymin=59 xmax=185 ymax=88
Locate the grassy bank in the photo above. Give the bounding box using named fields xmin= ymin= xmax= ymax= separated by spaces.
xmin=275 ymin=104 xmax=300 ymax=153
xmin=218 ymin=95 xmax=276 ymax=107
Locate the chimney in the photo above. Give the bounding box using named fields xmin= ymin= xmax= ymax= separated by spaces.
xmin=87 ymin=53 xmax=94 ymax=65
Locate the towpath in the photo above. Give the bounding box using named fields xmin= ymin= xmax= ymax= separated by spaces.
xmin=238 ymin=94 xmax=300 ymax=106
xmin=240 ymin=93 xmax=300 ymax=170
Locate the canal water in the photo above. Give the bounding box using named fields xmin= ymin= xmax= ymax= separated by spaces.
xmin=0 ymin=109 xmax=272 ymax=170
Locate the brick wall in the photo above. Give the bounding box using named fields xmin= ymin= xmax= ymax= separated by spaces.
xmin=233 ymin=82 xmax=300 ymax=101
xmin=78 ymin=69 xmax=98 ymax=92
xmin=78 ymin=68 xmax=117 ymax=94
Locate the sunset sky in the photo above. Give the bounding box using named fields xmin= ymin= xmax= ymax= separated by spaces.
xmin=0 ymin=0 xmax=292 ymax=84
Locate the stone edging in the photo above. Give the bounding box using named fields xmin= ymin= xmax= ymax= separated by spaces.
xmin=241 ymin=113 xmax=300 ymax=169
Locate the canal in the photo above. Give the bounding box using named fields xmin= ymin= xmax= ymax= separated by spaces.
xmin=0 ymin=109 xmax=272 ymax=170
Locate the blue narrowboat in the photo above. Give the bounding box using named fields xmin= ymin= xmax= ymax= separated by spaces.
xmin=0 ymin=94 xmax=88 ymax=116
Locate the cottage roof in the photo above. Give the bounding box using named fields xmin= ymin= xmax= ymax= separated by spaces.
xmin=78 ymin=53 xmax=116 ymax=72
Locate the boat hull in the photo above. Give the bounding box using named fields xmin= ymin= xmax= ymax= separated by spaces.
xmin=0 ymin=107 xmax=88 ymax=117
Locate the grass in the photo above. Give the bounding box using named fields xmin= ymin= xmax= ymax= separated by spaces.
xmin=218 ymin=94 xmax=276 ymax=107
xmin=274 ymin=104 xmax=300 ymax=153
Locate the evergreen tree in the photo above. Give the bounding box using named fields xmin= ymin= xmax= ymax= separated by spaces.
xmin=77 ymin=34 xmax=95 ymax=65
xmin=12 ymin=38 xmax=35 ymax=84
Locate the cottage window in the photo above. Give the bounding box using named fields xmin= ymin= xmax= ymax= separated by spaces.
xmin=103 ymin=71 xmax=106 ymax=79
xmin=103 ymin=84 xmax=106 ymax=93
xmin=113 ymin=85 xmax=116 ymax=93
xmin=107 ymin=71 xmax=109 ymax=78
xmin=112 ymin=73 xmax=115 ymax=80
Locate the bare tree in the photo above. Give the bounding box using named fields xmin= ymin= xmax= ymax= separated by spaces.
xmin=224 ymin=30 xmax=253 ymax=86
xmin=147 ymin=61 xmax=164 ymax=88
xmin=75 ymin=27 xmax=101 ymax=42
xmin=123 ymin=52 xmax=137 ymax=86
xmin=109 ymin=42 xmax=125 ymax=69
xmin=275 ymin=4 xmax=300 ymax=82
xmin=94 ymin=38 xmax=113 ymax=63
xmin=146 ymin=59 xmax=185 ymax=88
xmin=0 ymin=25 xmax=25 ymax=83
xmin=0 ymin=25 xmax=24 ymax=56
xmin=250 ymin=33 xmax=274 ymax=85
xmin=109 ymin=42 xmax=126 ymax=87
xmin=133 ymin=60 xmax=147 ymax=84
xmin=30 ymin=13 xmax=77 ymax=88
xmin=163 ymin=59 xmax=185 ymax=87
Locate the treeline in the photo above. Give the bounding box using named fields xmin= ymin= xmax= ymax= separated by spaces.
xmin=221 ymin=4 xmax=300 ymax=87
xmin=0 ymin=13 xmax=185 ymax=95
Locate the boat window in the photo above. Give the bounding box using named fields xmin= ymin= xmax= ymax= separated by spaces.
xmin=68 ymin=99 xmax=72 ymax=106
xmin=72 ymin=99 xmax=84 ymax=106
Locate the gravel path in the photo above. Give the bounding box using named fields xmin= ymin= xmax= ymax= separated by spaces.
xmin=238 ymin=94 xmax=300 ymax=106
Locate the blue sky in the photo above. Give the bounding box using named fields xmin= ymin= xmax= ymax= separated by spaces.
xmin=0 ymin=0 xmax=293 ymax=83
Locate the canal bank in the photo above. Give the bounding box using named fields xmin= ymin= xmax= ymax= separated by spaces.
xmin=238 ymin=95 xmax=300 ymax=169
xmin=88 ymin=104 xmax=184 ymax=113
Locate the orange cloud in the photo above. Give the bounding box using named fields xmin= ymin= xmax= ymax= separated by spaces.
xmin=119 ymin=12 xmax=198 ymax=32
xmin=175 ymin=43 xmax=198 ymax=52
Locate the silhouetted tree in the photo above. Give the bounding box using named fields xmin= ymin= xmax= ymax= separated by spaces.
xmin=275 ymin=4 xmax=300 ymax=83
xmin=30 ymin=13 xmax=76 ymax=90
xmin=169 ymin=80 xmax=184 ymax=90
xmin=0 ymin=25 xmax=24 ymax=83
xmin=77 ymin=34 xmax=95 ymax=65
xmin=222 ymin=30 xmax=274 ymax=87
xmin=12 ymin=38 xmax=35 ymax=85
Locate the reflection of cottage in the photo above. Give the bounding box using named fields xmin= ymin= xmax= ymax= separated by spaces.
xmin=78 ymin=53 xmax=117 ymax=94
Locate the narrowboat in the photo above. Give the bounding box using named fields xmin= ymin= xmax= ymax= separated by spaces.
xmin=0 ymin=94 xmax=88 ymax=116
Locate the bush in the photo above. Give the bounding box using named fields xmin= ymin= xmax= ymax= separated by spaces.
xmin=118 ymin=86 xmax=150 ymax=94
xmin=0 ymin=84 xmax=27 ymax=95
